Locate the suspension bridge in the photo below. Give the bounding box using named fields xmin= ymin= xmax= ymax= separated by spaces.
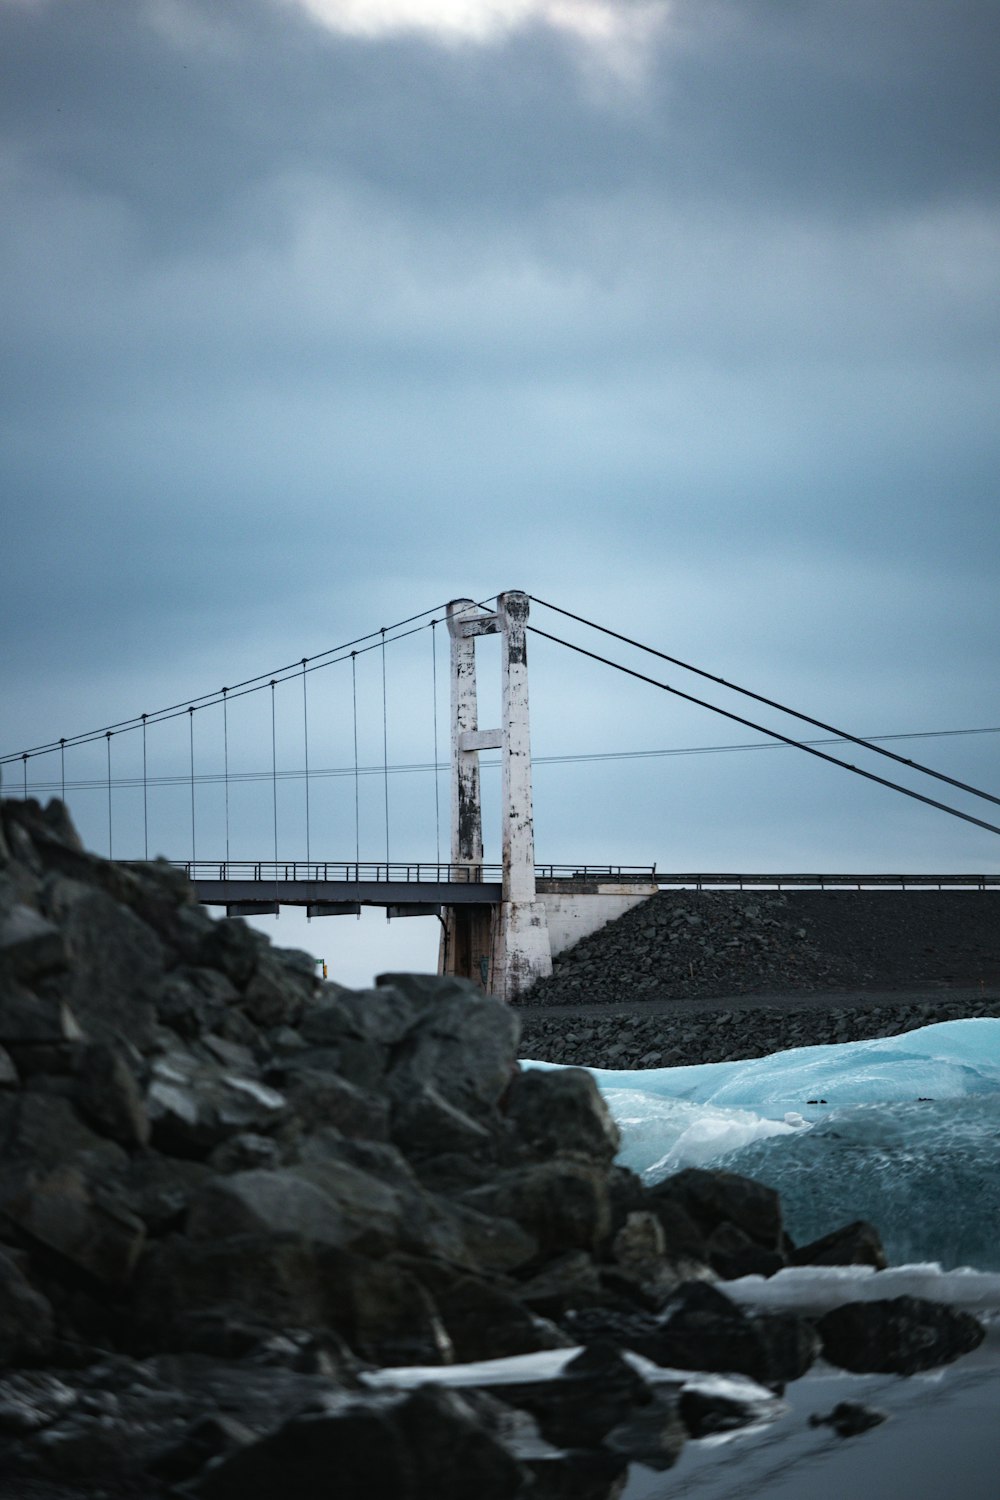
xmin=3 ymin=591 xmax=999 ymax=999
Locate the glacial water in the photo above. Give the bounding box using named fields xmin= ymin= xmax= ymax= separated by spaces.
xmin=525 ymin=1019 xmax=1000 ymax=1271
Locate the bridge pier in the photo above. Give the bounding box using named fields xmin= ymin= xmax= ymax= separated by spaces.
xmin=439 ymin=591 xmax=552 ymax=1001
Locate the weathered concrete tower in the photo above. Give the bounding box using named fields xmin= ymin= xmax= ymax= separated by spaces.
xmin=439 ymin=591 xmax=553 ymax=1001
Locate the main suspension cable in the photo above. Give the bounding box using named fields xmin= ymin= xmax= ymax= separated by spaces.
xmin=530 ymin=595 xmax=1000 ymax=809
xmin=528 ymin=625 xmax=1000 ymax=839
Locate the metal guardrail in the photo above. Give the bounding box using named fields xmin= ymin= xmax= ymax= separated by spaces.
xmin=168 ymin=860 xmax=658 ymax=884
xmin=163 ymin=860 xmax=999 ymax=891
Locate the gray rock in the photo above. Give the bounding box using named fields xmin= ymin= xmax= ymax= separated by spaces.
xmin=504 ymin=1066 xmax=620 ymax=1165
xmin=186 ymin=1164 xmax=405 ymax=1256
xmin=0 ymin=903 xmax=68 ymax=981
xmin=463 ymin=1160 xmax=612 ymax=1255
xmin=0 ymin=1248 xmax=55 ymax=1363
xmin=817 ymin=1295 xmax=985 ymax=1374
xmin=791 ymin=1219 xmax=888 ymax=1270
xmin=43 ymin=877 xmax=163 ymax=1048
xmin=73 ymin=1041 xmax=150 ymax=1148
xmin=0 ymin=1041 xmax=19 ymax=1086
xmin=0 ymin=979 xmax=83 ymax=1045
xmin=390 ymin=1080 xmax=496 ymax=1158
xmin=154 ymin=966 xmax=240 ymax=1039
xmin=273 ymin=1064 xmax=390 ymax=1141
xmin=3 ymin=1161 xmax=146 ymax=1285
xmin=649 ymin=1168 xmax=784 ymax=1255
xmin=381 ymin=974 xmax=519 ymax=1120
xmin=195 ymin=1385 xmax=526 ymax=1500
xmin=147 ymin=1054 xmax=287 ymax=1158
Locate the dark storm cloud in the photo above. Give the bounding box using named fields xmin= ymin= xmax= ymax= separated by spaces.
xmin=1 ymin=0 xmax=998 ymax=883
xmin=3 ymin=0 xmax=998 ymax=251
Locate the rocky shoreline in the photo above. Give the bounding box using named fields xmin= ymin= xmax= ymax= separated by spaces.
xmin=0 ymin=799 xmax=991 ymax=1498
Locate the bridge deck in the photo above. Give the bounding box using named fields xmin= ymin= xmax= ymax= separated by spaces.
xmin=182 ymin=864 xmax=1000 ymax=913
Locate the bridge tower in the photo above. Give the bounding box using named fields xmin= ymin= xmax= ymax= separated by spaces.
xmin=439 ymin=591 xmax=553 ymax=1001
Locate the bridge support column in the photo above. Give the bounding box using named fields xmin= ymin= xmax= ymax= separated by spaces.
xmin=438 ymin=590 xmax=551 ymax=1001
xmin=493 ymin=591 xmax=552 ymax=1000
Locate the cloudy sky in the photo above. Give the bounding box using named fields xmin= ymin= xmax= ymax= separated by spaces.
xmin=2 ymin=0 xmax=999 ymax=982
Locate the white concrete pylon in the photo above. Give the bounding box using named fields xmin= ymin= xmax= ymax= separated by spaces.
xmin=441 ymin=591 xmax=552 ymax=1001
xmin=446 ymin=598 xmax=485 ymax=876
xmin=495 ymin=590 xmax=552 ymax=997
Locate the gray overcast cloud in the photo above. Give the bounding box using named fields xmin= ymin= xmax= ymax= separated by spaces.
xmin=2 ymin=0 xmax=999 ymax=976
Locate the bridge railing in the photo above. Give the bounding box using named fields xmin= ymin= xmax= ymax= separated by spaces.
xmin=164 ymin=860 xmax=660 ymax=885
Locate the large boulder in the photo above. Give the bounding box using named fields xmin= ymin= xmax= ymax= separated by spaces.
xmin=194 ymin=1385 xmax=527 ymax=1500
xmin=503 ymin=1066 xmax=620 ymax=1166
xmin=817 ymin=1296 xmax=984 ymax=1374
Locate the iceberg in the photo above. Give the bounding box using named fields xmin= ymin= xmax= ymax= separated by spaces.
xmin=524 ymin=1019 xmax=1000 ymax=1270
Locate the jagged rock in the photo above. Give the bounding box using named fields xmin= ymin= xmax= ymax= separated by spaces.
xmin=603 ymin=1391 xmax=687 ymax=1470
xmin=516 ymin=1251 xmax=605 ymax=1317
xmin=242 ymin=952 xmax=314 ymax=1029
xmin=463 ymin=1159 xmax=612 ymax=1254
xmin=0 ymin=903 xmax=68 ymax=981
xmin=186 ymin=1163 xmax=405 ymax=1255
xmin=655 ymin=1281 xmax=818 ymax=1384
xmin=648 ymin=1168 xmax=784 ymax=1255
xmin=816 ymin=1295 xmax=985 ymax=1374
xmin=122 ymin=1151 xmax=211 ymax=1234
xmin=791 ymin=1219 xmax=888 ymax=1270
xmin=0 ymin=1371 xmax=78 ymax=1436
xmin=269 ymin=1063 xmax=390 ymax=1141
xmin=194 ymin=1385 xmax=527 ymax=1500
xmin=676 ymin=1371 xmax=782 ymax=1437
xmin=0 ymin=980 xmax=82 ymax=1045
xmin=0 ymin=1041 xmax=18 ymax=1086
xmin=73 ymin=1040 xmax=150 ymax=1147
xmin=390 ymin=1079 xmax=496 ymax=1158
xmin=134 ymin=1235 xmax=452 ymax=1366
xmin=208 ymin=1132 xmax=283 ymax=1174
xmin=192 ymin=917 xmax=263 ymax=990
xmin=147 ymin=1054 xmax=287 ymax=1158
xmin=4 ymin=1161 xmax=146 ymax=1285
xmin=809 ymin=1400 xmax=889 ymax=1437
xmin=568 ymin=1282 xmax=819 ymax=1386
xmin=490 ymin=1342 xmax=663 ymax=1451
xmin=612 ymin=1210 xmax=667 ymax=1277
xmin=151 ymin=1411 xmax=257 ymax=1482
xmin=503 ymin=1065 xmax=620 ymax=1165
xmin=41 ymin=876 xmax=164 ymax=1047
xmin=379 ymin=972 xmax=519 ymax=1118
xmin=704 ymin=1220 xmax=786 ymax=1279
xmin=0 ymin=1248 xmax=55 ymax=1363
xmin=398 ymin=1260 xmax=572 ymax=1362
xmin=154 ymin=966 xmax=241 ymax=1039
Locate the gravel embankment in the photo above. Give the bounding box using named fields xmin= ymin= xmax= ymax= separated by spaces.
xmin=516 ymin=889 xmax=1000 ymax=1067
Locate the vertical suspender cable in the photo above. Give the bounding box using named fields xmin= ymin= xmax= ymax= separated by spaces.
xmin=105 ymin=734 xmax=112 ymax=857
xmin=222 ymin=688 xmax=230 ymax=868
xmin=60 ymin=738 xmax=66 ymax=805
xmin=141 ymin=716 xmax=148 ymax=860
xmin=301 ymin=659 xmax=311 ymax=869
xmin=351 ymin=653 xmax=360 ymax=870
xmin=270 ymin=681 xmax=279 ymax=907
xmin=431 ymin=620 xmax=441 ymax=867
xmin=22 ymin=752 xmax=28 ymax=799
xmin=188 ymin=708 xmax=196 ymax=869
xmin=381 ymin=628 xmax=389 ymax=869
